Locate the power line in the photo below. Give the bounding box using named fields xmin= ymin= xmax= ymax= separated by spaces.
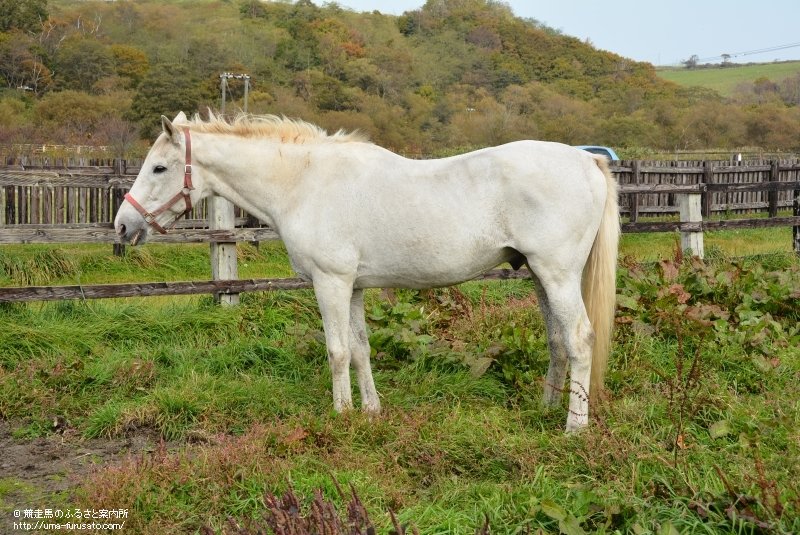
xmin=696 ymin=41 xmax=800 ymax=63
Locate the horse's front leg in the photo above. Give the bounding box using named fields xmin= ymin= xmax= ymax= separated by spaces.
xmin=349 ymin=289 xmax=380 ymax=414
xmin=314 ymin=275 xmax=356 ymax=412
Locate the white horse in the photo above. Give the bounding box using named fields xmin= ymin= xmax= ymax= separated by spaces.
xmin=115 ymin=112 xmax=619 ymax=432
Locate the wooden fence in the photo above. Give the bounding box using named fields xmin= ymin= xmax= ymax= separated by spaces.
xmin=0 ymin=159 xmax=272 ymax=246
xmin=1 ymin=158 xmax=799 ymax=303
xmin=615 ymin=159 xmax=800 ymax=217
xmin=2 ymin=158 xmax=799 ymax=226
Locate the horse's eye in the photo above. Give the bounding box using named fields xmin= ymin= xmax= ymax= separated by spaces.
xmin=153 ymin=165 xmax=167 ymax=174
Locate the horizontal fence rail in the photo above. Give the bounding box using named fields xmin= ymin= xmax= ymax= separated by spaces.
xmin=0 ymin=223 xmax=279 ymax=244
xmin=0 ymin=269 xmax=533 ymax=303
xmin=1 ymin=157 xmax=799 ymax=303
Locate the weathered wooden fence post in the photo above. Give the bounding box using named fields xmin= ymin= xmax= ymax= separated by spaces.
xmin=245 ymin=213 xmax=261 ymax=251
xmin=679 ymin=191 xmax=704 ymax=258
xmin=794 ymin=185 xmax=800 ymax=256
xmin=111 ymin=158 xmax=126 ymax=257
xmin=209 ymin=195 xmax=240 ymax=306
xmin=701 ymin=160 xmax=713 ymax=218
xmin=768 ymin=160 xmax=780 ymax=218
xmin=5 ymin=185 xmax=16 ymax=224
xmin=629 ymin=160 xmax=641 ymax=223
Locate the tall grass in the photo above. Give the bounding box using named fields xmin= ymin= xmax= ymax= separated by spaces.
xmin=0 ymin=241 xmax=295 ymax=287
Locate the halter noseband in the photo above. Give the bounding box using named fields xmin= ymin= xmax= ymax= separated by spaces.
xmin=124 ymin=127 xmax=195 ymax=234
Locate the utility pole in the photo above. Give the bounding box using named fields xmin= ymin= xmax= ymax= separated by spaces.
xmin=219 ymin=72 xmax=251 ymax=115
xmin=220 ymin=74 xmax=228 ymax=114
xmin=243 ymin=75 xmax=250 ymax=113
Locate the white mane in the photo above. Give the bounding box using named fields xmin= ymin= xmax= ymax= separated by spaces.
xmin=182 ymin=112 xmax=369 ymax=144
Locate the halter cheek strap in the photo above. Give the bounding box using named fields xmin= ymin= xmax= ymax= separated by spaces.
xmin=124 ymin=127 xmax=195 ymax=235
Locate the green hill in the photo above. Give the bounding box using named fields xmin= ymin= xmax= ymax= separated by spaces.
xmin=2 ymin=0 xmax=800 ymax=155
xmin=657 ymin=61 xmax=800 ymax=97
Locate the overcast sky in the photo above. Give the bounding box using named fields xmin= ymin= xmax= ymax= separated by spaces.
xmin=329 ymin=0 xmax=800 ymax=66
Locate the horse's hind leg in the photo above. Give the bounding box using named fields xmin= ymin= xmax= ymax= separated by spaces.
xmin=314 ymin=275 xmax=356 ymax=412
xmin=532 ymin=271 xmax=595 ymax=432
xmin=531 ymin=272 xmax=569 ymax=406
xmin=349 ymin=289 xmax=380 ymax=414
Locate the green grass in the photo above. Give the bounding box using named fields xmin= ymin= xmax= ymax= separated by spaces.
xmin=0 ymin=224 xmax=794 ymax=287
xmin=619 ymin=210 xmax=796 ymax=262
xmin=0 ymin=241 xmax=294 ymax=287
xmin=622 ymin=225 xmax=794 ymax=261
xmin=0 ymin=236 xmax=798 ymax=533
xmin=657 ymin=61 xmax=800 ymax=96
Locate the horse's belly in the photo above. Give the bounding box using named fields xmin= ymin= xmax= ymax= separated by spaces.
xmin=353 ymin=247 xmax=518 ymax=289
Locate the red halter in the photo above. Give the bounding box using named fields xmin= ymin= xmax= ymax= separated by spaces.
xmin=124 ymin=127 xmax=195 ymax=234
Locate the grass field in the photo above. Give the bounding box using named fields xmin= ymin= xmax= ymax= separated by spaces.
xmin=657 ymin=61 xmax=800 ymax=97
xmin=0 ymin=232 xmax=798 ymax=534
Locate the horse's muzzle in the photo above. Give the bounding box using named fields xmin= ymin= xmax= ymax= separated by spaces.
xmin=114 ymin=209 xmax=149 ymax=246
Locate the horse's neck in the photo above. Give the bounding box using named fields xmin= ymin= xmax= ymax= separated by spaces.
xmin=197 ymin=135 xmax=310 ymax=227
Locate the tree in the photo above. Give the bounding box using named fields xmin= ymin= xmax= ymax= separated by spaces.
xmin=129 ymin=64 xmax=214 ymax=137
xmin=0 ymin=95 xmax=29 ymax=129
xmin=293 ymin=69 xmax=357 ymax=111
xmin=54 ymin=37 xmax=115 ymax=92
xmin=683 ymin=54 xmax=699 ymax=69
xmin=34 ymin=90 xmax=121 ymax=142
xmin=779 ymin=74 xmax=800 ymax=106
xmin=753 ymin=76 xmax=778 ymax=96
xmin=0 ymin=31 xmax=51 ymax=93
xmin=97 ymin=117 xmax=140 ymax=159
xmin=678 ymin=101 xmax=746 ymax=149
xmin=601 ymin=112 xmax=658 ymax=148
xmin=312 ymin=17 xmax=366 ymax=78
xmin=0 ymin=0 xmax=48 ymax=33
xmin=744 ymin=104 xmax=800 ymax=149
xmin=111 ymin=44 xmax=149 ymax=87
xmin=240 ymin=0 xmax=269 ymax=19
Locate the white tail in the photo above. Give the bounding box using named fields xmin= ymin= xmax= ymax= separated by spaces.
xmin=582 ymin=156 xmax=620 ymax=402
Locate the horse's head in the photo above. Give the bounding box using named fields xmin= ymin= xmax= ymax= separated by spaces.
xmin=115 ymin=112 xmax=204 ymax=245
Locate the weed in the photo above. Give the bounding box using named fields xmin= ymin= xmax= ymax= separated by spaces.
xmin=650 ymin=318 xmax=709 ymax=465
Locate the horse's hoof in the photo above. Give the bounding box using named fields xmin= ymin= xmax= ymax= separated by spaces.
xmin=565 ymin=422 xmax=588 ymax=435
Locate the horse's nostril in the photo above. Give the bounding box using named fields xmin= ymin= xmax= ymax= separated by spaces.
xmin=117 ymin=224 xmax=126 ymax=236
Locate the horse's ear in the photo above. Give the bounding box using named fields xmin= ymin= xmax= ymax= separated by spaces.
xmin=161 ymin=115 xmax=181 ymax=145
xmin=173 ymin=111 xmax=188 ymax=123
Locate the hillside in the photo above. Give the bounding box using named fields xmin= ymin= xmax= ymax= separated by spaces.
xmin=657 ymin=61 xmax=800 ymax=97
xmin=2 ymin=0 xmax=800 ymax=156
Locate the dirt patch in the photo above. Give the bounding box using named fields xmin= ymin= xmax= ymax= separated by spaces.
xmin=0 ymin=419 xmax=166 ymax=532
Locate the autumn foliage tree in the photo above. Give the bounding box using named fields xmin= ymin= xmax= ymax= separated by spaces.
xmin=0 ymin=0 xmax=48 ymax=34
xmin=0 ymin=31 xmax=52 ymax=93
